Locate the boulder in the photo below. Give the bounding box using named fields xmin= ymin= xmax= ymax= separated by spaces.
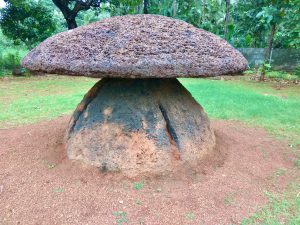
xmin=66 ymin=78 xmax=215 ymax=176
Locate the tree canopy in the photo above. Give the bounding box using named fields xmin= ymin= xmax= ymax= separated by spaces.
xmin=0 ymin=0 xmax=57 ymax=49
xmin=0 ymin=0 xmax=299 ymax=50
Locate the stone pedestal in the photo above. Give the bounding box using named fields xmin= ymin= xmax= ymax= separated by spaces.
xmin=66 ymin=78 xmax=215 ymax=176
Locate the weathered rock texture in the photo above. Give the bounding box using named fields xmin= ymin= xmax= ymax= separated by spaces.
xmin=22 ymin=14 xmax=247 ymax=78
xmin=66 ymin=78 xmax=215 ymax=176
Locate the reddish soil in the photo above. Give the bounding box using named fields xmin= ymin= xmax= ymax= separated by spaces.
xmin=0 ymin=116 xmax=298 ymax=225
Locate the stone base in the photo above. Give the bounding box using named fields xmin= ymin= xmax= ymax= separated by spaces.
xmin=66 ymin=78 xmax=215 ymax=176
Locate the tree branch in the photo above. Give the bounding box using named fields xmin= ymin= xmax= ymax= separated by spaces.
xmin=52 ymin=0 xmax=71 ymax=19
xmin=71 ymin=0 xmax=102 ymax=16
xmin=51 ymin=0 xmax=102 ymax=29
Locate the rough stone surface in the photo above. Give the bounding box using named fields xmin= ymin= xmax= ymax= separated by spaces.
xmin=66 ymin=78 xmax=215 ymax=176
xmin=22 ymin=14 xmax=247 ymax=78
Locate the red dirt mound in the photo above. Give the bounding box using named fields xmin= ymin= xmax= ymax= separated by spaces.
xmin=0 ymin=116 xmax=297 ymax=224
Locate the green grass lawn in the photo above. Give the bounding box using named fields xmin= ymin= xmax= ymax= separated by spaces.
xmin=0 ymin=76 xmax=96 ymax=127
xmin=180 ymin=78 xmax=300 ymax=144
xmin=1 ymin=76 xmax=299 ymax=144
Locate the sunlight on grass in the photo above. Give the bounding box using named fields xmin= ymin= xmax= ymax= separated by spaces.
xmin=180 ymin=78 xmax=300 ymax=143
xmin=0 ymin=76 xmax=97 ymax=127
xmin=0 ymin=76 xmax=299 ymax=144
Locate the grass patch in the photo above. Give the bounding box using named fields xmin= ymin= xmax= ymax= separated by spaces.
xmin=42 ymin=160 xmax=57 ymax=169
xmin=243 ymin=69 xmax=300 ymax=81
xmin=133 ymin=181 xmax=144 ymax=190
xmin=180 ymin=78 xmax=300 ymax=143
xmin=224 ymin=194 xmax=235 ymax=205
xmin=112 ymin=211 xmax=128 ymax=225
xmin=0 ymin=76 xmax=97 ymax=127
xmin=185 ymin=212 xmax=196 ymax=220
xmin=241 ymin=183 xmax=300 ymax=225
xmin=295 ymin=157 xmax=300 ymax=169
xmin=53 ymin=187 xmax=65 ymax=193
xmin=266 ymin=71 xmax=299 ymax=81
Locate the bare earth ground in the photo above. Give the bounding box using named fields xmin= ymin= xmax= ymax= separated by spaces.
xmin=0 ymin=116 xmax=298 ymax=225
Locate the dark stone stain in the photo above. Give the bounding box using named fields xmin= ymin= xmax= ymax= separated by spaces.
xmin=69 ymin=78 xmax=207 ymax=151
xmin=183 ymin=30 xmax=193 ymax=37
xmin=101 ymin=162 xmax=108 ymax=173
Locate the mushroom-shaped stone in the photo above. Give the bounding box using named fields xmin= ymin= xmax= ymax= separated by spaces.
xmin=22 ymin=15 xmax=248 ymax=176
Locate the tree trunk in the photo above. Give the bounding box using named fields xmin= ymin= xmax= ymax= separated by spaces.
xmin=259 ymin=24 xmax=276 ymax=81
xmin=202 ymin=0 xmax=207 ymax=23
xmin=172 ymin=0 xmax=177 ymax=17
xmin=224 ymin=0 xmax=230 ymax=40
xmin=136 ymin=4 xmax=142 ymax=14
xmin=265 ymin=24 xmax=276 ymax=65
xmin=52 ymin=0 xmax=93 ymax=30
xmin=66 ymin=16 xmax=78 ymax=29
xmin=143 ymin=0 xmax=148 ymax=14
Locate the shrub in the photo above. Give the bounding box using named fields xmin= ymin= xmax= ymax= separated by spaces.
xmin=294 ymin=65 xmax=300 ymax=78
xmin=0 ymin=51 xmax=22 ymax=76
xmin=3 ymin=52 xmax=21 ymax=70
xmin=266 ymin=70 xmax=299 ymax=80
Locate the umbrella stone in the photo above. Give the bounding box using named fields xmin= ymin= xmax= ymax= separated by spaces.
xmin=22 ymin=15 xmax=248 ymax=176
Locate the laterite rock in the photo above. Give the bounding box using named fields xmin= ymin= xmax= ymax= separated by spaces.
xmin=22 ymin=15 xmax=247 ymax=176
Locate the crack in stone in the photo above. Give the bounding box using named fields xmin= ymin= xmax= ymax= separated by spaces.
xmin=158 ymin=103 xmax=181 ymax=160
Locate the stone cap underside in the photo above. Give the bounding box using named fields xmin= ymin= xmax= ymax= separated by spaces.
xmin=22 ymin=14 xmax=248 ymax=78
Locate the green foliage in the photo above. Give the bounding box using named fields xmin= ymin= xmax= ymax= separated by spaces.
xmin=243 ymin=70 xmax=256 ymax=75
xmin=232 ymin=0 xmax=300 ymax=49
xmin=244 ymin=68 xmax=300 ymax=80
xmin=275 ymin=0 xmax=300 ymax=49
xmin=109 ymin=0 xmax=226 ymax=36
xmin=0 ymin=0 xmax=57 ymax=49
xmin=0 ymin=51 xmax=28 ymax=76
xmin=0 ymin=29 xmax=28 ymax=76
xmin=266 ymin=71 xmax=299 ymax=80
xmin=294 ymin=66 xmax=300 ymax=77
xmin=0 ymin=52 xmax=20 ymax=70
xmin=76 ymin=6 xmax=110 ymax=26
xmin=109 ymin=0 xmax=142 ymax=15
xmin=51 ymin=0 xmax=101 ymax=29
xmin=107 ymin=0 xmax=299 ymax=48
xmin=106 ymin=0 xmax=300 ymax=48
xmin=0 ymin=0 xmax=299 ymax=50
